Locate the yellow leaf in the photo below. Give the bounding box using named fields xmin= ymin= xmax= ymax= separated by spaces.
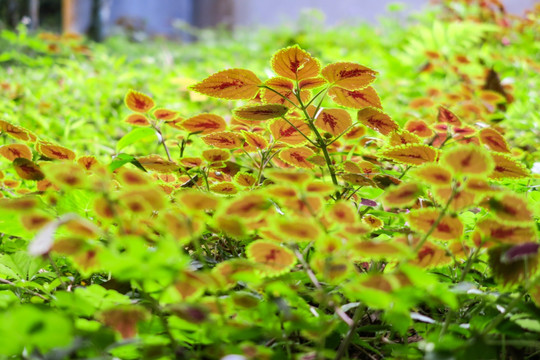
xmin=271 ymin=45 xmax=320 ymax=81
xmin=441 ymin=144 xmax=493 ymax=176
xmin=182 ymin=114 xmax=227 ymax=134
xmin=125 ymin=90 xmax=155 ymax=113
xmin=190 ymin=68 xmax=261 ymax=100
xmin=246 ymin=240 xmax=296 ymax=276
xmin=328 ymin=86 xmax=381 ymax=109
xmin=279 ymin=147 xmax=316 ymax=169
xmin=314 ymin=108 xmax=352 ymax=136
xmin=321 ymin=62 xmax=377 ymax=90
xmin=357 ymin=107 xmax=398 ymax=135
xmin=234 ymin=104 xmax=289 ymax=120
xmin=380 ymin=144 xmax=438 ymax=166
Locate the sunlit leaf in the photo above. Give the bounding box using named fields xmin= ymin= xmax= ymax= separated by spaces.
xmin=210 ymin=182 xmax=238 ymax=194
xmin=479 ymin=128 xmax=510 ymax=153
xmin=357 ymin=107 xmax=398 ymax=136
xmin=362 ymin=214 xmax=383 ymax=230
xmin=388 ymin=130 xmax=421 ymax=146
xmin=328 ymin=86 xmax=382 ymax=109
xmin=382 ymin=183 xmax=421 ymax=208
xmin=343 ymin=125 xmax=367 ymax=140
xmin=279 ymin=147 xmax=316 ymax=169
xmin=13 ymin=158 xmax=44 ymax=180
xmin=410 ymin=163 xmax=452 ymax=186
xmin=351 ymin=240 xmax=408 ymax=258
xmin=0 ymin=120 xmax=37 ymax=142
xmin=276 ymin=217 xmax=321 ymax=241
xmin=216 ymin=215 xmax=246 ymax=238
xmin=404 ymin=119 xmax=433 ymax=138
xmin=234 ymin=104 xmax=289 ymax=120
xmin=136 ymin=154 xmax=179 ymax=173
xmin=225 ymin=193 xmax=269 ymax=218
xmin=202 ymin=131 xmax=244 ymax=149
xmin=202 ymin=149 xmax=230 ymax=162
xmin=153 ymin=108 xmax=177 ymax=121
xmin=489 ymin=153 xmax=530 ymax=179
xmin=36 ymin=141 xmax=76 ymax=160
xmin=413 ymin=241 xmax=452 ymax=268
xmin=0 ymin=196 xmax=39 ymax=211
xmin=234 ymin=172 xmax=257 ymax=187
xmin=261 ymin=77 xmax=309 ymax=107
xmin=124 ymin=113 xmax=151 ymax=127
xmin=328 ymin=201 xmax=357 ymax=224
xmin=42 ymin=161 xmax=86 ymax=188
xmin=116 ymin=127 xmax=156 ymax=152
xmin=321 ymin=62 xmax=377 ymax=90
xmin=265 ymin=169 xmax=312 ymax=185
xmin=182 ymin=114 xmax=227 ymax=134
xmin=269 ymin=118 xmax=311 ymax=145
xmin=271 ymin=45 xmax=320 ymax=81
xmin=407 ymin=209 xmax=463 ymax=241
xmin=380 ymin=144 xmax=438 ymax=165
xmin=246 ymin=240 xmax=296 ymax=276
xmin=341 ymin=173 xmax=376 ymax=187
xmin=311 ymin=254 xmax=350 ymax=282
xmin=437 ymin=106 xmax=461 ymax=126
xmin=242 ymin=131 xmax=268 ymax=150
xmin=484 ymin=192 xmax=533 ymax=224
xmin=77 ymin=155 xmax=99 ymax=171
xmin=125 ymin=90 xmax=155 ymax=113
xmin=0 ymin=144 xmax=32 ymax=161
xmin=477 ymin=219 xmax=535 ymax=245
xmin=314 ymin=108 xmax=352 ymax=136
xmin=190 ymin=68 xmax=261 ymax=100
xmin=441 ymin=144 xmax=493 ymax=176
xmin=433 ymin=187 xmax=476 ymax=211
xmin=116 ymin=167 xmax=151 ymax=187
xmin=299 ymin=76 xmax=327 ymax=89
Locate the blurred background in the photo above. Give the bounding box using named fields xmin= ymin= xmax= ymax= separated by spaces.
xmin=0 ymin=0 xmax=537 ymax=41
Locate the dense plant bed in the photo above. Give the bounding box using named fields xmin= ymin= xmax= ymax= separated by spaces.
xmin=0 ymin=1 xmax=539 ymax=359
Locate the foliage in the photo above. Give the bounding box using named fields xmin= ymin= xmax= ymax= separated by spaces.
xmin=0 ymin=1 xmax=539 ymax=359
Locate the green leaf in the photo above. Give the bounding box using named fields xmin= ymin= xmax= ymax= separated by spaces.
xmin=109 ymin=153 xmax=147 ymax=172
xmin=0 ymin=252 xmax=47 ymax=281
xmin=116 ymin=127 xmax=156 ymax=152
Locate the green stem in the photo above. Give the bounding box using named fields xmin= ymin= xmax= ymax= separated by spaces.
xmin=334 ymin=304 xmax=365 ymax=360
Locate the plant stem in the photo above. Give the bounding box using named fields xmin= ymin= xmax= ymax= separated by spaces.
xmin=0 ymin=277 xmax=49 ymax=301
xmin=334 ymin=304 xmax=365 ymax=360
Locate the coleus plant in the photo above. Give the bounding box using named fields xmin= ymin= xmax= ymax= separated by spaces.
xmin=0 ymin=43 xmax=538 ymax=360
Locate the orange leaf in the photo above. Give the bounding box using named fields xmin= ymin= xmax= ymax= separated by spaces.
xmin=182 ymin=114 xmax=227 ymax=135
xmin=478 ymin=219 xmax=534 ymax=245
xmin=321 ymin=62 xmax=377 ymax=90
xmin=479 ymin=128 xmax=510 ymax=153
xmin=269 ymin=118 xmax=311 ymax=145
xmin=298 ymin=77 xmax=327 ymax=89
xmin=437 ymin=106 xmax=462 ymax=126
xmin=362 ymin=215 xmax=383 ymax=230
xmin=388 ymin=130 xmax=421 ymax=146
xmin=279 ymin=147 xmax=316 ymax=169
xmin=176 ymin=190 xmax=219 ymax=211
xmin=351 ymin=240 xmax=407 ymax=258
xmin=116 ymin=168 xmax=151 ymax=187
xmin=412 ymin=241 xmax=452 ymax=268
xmin=405 ymin=119 xmax=433 ymax=138
xmin=234 ymin=104 xmax=289 ymax=120
xmin=246 ymin=240 xmax=296 ymax=275
xmin=341 ymin=173 xmax=376 ymax=187
xmin=0 ymin=143 xmax=32 ymax=161
xmin=328 ymin=86 xmax=381 ymax=109
xmin=210 ymin=182 xmax=238 ymax=194
xmin=43 ymin=161 xmax=86 ymax=188
xmin=36 ymin=141 xmax=76 ymax=160
xmin=13 ymin=158 xmax=44 ymax=180
xmin=410 ymin=163 xmax=452 ymax=186
xmin=484 ymin=193 xmax=533 ymax=224
xmin=153 ymin=108 xmax=177 ymax=121
xmin=271 ymin=45 xmax=320 ymax=81
xmin=234 ymin=172 xmax=257 ymax=187
xmin=433 ymin=187 xmax=476 ymax=211
xmin=225 ymin=193 xmax=269 ymax=218
xmin=441 ymin=144 xmax=493 ymax=176
xmin=100 ymin=306 xmax=148 ymax=339
xmin=276 ymin=217 xmax=321 ymax=241
xmin=343 ymin=125 xmax=367 ymax=140
xmin=190 ymin=68 xmax=261 ymax=100
xmin=202 ymin=131 xmax=244 ymax=149
xmin=314 ymin=108 xmax=352 ymax=136
xmin=265 ymin=169 xmax=312 ymax=185
xmin=124 ymin=113 xmax=151 ymax=127
xmin=136 ymin=154 xmax=179 ymax=173
xmin=125 ymin=90 xmax=155 ymax=113
xmin=406 ymin=209 xmax=464 ymax=241
xmin=202 ymin=149 xmax=230 ymax=162
xmin=382 ymin=183 xmax=421 ymax=208
xmin=380 ymin=144 xmax=438 ymax=166
xmin=242 ymin=131 xmax=268 ymax=150
xmin=357 ymin=107 xmax=398 ymax=135
xmin=261 ymin=77 xmax=310 ymax=107
xmin=0 ymin=120 xmax=37 ymax=142
xmin=489 ymin=153 xmax=530 ymax=179
xmin=328 ymin=201 xmax=357 ymax=224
